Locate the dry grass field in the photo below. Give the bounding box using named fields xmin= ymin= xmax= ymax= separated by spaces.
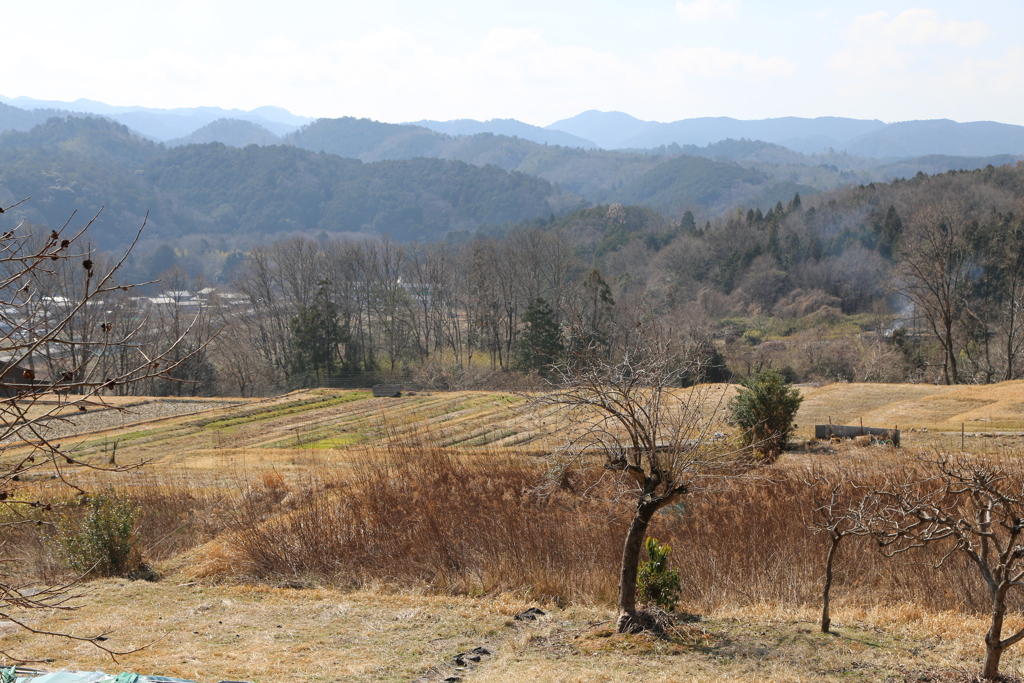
xmin=3 ymin=380 xmax=1024 ymax=682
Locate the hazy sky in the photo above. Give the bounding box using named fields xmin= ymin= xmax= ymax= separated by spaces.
xmin=4 ymin=1 xmax=1023 ymax=125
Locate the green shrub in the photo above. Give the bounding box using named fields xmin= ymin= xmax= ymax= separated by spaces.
xmin=728 ymin=369 xmax=803 ymax=462
xmin=637 ymin=537 xmax=681 ymax=611
xmin=58 ymin=490 xmax=138 ymax=578
xmin=741 ymin=329 xmax=765 ymax=346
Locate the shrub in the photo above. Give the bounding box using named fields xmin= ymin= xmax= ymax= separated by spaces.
xmin=58 ymin=491 xmax=138 ymax=578
xmin=728 ymin=369 xmax=803 ymax=461
xmin=742 ymin=329 xmax=765 ymax=346
xmin=637 ymin=537 xmax=681 ymax=611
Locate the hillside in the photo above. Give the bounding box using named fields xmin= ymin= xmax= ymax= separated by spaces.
xmin=411 ymin=117 xmax=597 ymax=148
xmin=0 ymin=96 xmax=312 ymax=140
xmin=0 ymin=115 xmax=821 ymax=246
xmin=3 ymin=115 xmax=1020 ymax=252
xmin=844 ymin=119 xmax=1024 ymax=158
xmin=167 ymin=118 xmax=282 ymax=147
xmin=0 ymin=101 xmax=76 ymax=132
xmin=289 ymin=116 xmax=448 ymax=160
xmin=609 ymin=155 xmax=815 ymax=216
xmin=288 ymin=117 xmax=827 ymax=212
xmin=0 ymin=117 xmax=574 ymax=247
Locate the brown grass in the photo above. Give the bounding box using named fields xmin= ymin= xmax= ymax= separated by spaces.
xmin=6 ymin=382 xmax=1024 ymax=680
xmin=184 ymin=439 xmax=1011 ymax=622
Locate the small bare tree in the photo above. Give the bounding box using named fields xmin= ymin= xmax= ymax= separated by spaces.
xmin=0 ymin=201 xmax=202 ymax=659
xmin=805 ymin=470 xmax=868 ymax=634
xmin=533 ymin=317 xmax=741 ymax=632
xmin=858 ymin=455 xmax=1024 ymax=680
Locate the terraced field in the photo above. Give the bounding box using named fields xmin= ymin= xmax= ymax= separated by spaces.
xmin=19 ymin=390 xmax=561 ymax=468
xmin=9 ymin=380 xmax=1023 ymax=469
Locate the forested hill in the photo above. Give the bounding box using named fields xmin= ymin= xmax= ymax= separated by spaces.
xmin=0 ymin=115 xmax=828 ymax=248
xmin=3 ymin=116 xmax=1018 ymax=252
xmin=168 ymin=119 xmax=282 ymax=148
xmin=0 ymin=102 xmax=78 ymax=133
xmin=284 ymin=117 xmax=1024 ymax=211
xmin=288 ymin=117 xmax=826 ymax=214
xmin=608 ymin=156 xmax=813 ymax=216
xmin=0 ymin=117 xmax=576 ymax=249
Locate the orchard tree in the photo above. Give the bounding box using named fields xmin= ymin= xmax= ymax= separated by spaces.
xmin=534 ymin=317 xmax=741 ymax=632
xmin=858 ymin=456 xmax=1024 ymax=681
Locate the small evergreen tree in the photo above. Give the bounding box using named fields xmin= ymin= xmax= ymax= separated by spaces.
xmin=290 ymin=280 xmax=344 ymax=381
xmin=637 ymin=537 xmax=681 ymax=611
xmin=879 ymin=205 xmax=903 ymax=258
xmin=679 ymin=210 xmax=697 ymax=233
xmin=728 ymin=369 xmax=803 ymax=462
xmin=515 ymin=298 xmax=564 ymax=376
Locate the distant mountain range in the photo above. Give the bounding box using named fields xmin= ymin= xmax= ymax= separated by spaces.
xmin=546 ymin=111 xmax=1024 ymax=158
xmin=2 ymin=100 xmax=1023 ymax=250
xmin=409 ymin=118 xmax=597 ymax=149
xmin=4 ymin=97 xmax=1024 ymax=160
xmin=547 ymin=111 xmax=886 ymax=152
xmin=0 ymin=96 xmax=312 ymax=140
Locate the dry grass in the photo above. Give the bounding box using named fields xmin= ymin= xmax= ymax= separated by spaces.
xmin=0 ymin=582 xmax=528 ymax=682
xmin=6 ymin=582 xmax=1022 ymax=683
xmin=4 ymin=381 xmax=1024 ymax=680
xmin=795 ymin=381 xmax=1024 ymax=438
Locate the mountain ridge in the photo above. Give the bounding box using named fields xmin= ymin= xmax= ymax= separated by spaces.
xmin=0 ymin=96 xmax=313 ymax=141
xmin=4 ymin=97 xmax=1024 ymax=159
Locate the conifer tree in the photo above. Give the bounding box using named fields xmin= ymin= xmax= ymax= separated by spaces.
xmin=515 ymin=297 xmax=564 ymax=375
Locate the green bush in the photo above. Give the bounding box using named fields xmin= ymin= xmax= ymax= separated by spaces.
xmin=58 ymin=490 xmax=138 ymax=578
xmin=637 ymin=537 xmax=681 ymax=611
xmin=741 ymin=329 xmax=765 ymax=346
xmin=728 ymin=369 xmax=803 ymax=462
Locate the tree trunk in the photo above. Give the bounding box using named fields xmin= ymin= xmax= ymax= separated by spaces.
xmin=983 ymin=594 xmax=1007 ymax=680
xmin=945 ymin=318 xmax=958 ymax=385
xmin=1007 ymin=296 xmax=1018 ymax=382
xmin=616 ymin=499 xmax=661 ymax=633
xmin=821 ymin=533 xmax=842 ymax=633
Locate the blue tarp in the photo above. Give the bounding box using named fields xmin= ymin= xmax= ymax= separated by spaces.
xmin=5 ymin=672 xmax=197 ymax=683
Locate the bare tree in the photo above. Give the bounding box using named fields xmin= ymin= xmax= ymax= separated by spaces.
xmin=533 ymin=317 xmax=741 ymax=632
xmin=805 ymin=470 xmax=867 ymax=634
xmin=895 ymin=192 xmax=976 ymax=384
xmin=235 ymin=244 xmax=293 ymax=382
xmin=858 ymin=455 xmax=1024 ymax=680
xmin=0 ymin=201 xmax=202 ymax=659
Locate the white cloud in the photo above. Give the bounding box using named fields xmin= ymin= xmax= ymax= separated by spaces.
xmin=675 ymin=0 xmax=739 ymax=24
xmin=828 ymin=8 xmax=994 ymax=77
xmin=882 ymin=8 xmax=991 ymax=48
xmin=818 ymin=9 xmax=1024 ymax=123
xmin=655 ymin=45 xmax=796 ymax=80
xmin=0 ymin=23 xmax=799 ymax=124
xmin=946 ymin=46 xmax=1024 ymax=100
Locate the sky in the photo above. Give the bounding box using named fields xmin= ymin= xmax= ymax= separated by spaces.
xmin=3 ymin=1 xmax=1023 ymax=126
